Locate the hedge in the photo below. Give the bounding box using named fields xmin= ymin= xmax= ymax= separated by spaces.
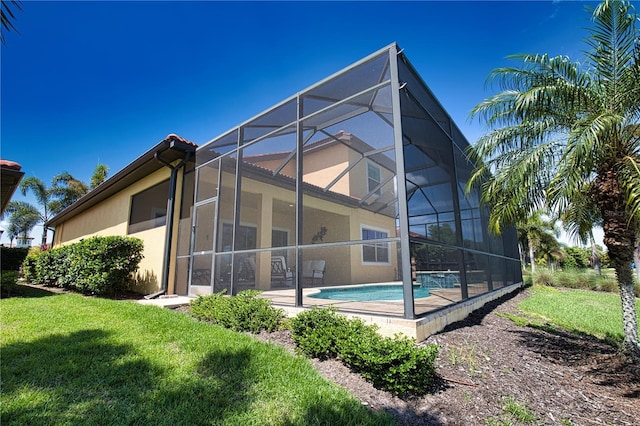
xmin=22 ymin=236 xmax=144 ymax=295
xmin=0 ymin=247 xmax=30 ymax=271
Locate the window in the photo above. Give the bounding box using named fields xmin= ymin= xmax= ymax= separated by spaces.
xmin=272 ymin=229 xmax=289 ymax=259
xmin=362 ymin=227 xmax=389 ymax=263
xmin=367 ymin=162 xmax=381 ymax=195
xmin=221 ymin=223 xmax=257 ymax=251
xmin=128 ymin=180 xmax=170 ymax=234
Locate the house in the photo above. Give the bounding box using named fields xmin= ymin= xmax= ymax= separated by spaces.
xmin=45 ymin=43 xmax=522 ymax=339
xmin=46 ymin=135 xmax=196 ymax=295
xmin=0 ymin=159 xmax=25 ymax=215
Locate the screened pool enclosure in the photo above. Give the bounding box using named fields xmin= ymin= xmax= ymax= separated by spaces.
xmin=174 ymin=43 xmax=522 ymax=319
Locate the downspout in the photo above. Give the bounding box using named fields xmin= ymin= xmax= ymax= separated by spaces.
xmin=145 ymin=149 xmax=193 ymax=299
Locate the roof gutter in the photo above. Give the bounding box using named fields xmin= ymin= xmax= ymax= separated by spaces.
xmin=145 ymin=136 xmax=195 ymax=300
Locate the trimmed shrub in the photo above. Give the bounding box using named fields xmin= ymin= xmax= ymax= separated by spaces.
xmin=190 ymin=290 xmax=285 ymax=333
xmin=341 ymin=333 xmax=439 ymax=396
xmin=72 ymin=236 xmax=144 ymax=294
xmin=0 ymin=271 xmax=20 ymax=297
xmin=21 ymin=236 xmax=144 ymax=295
xmin=289 ymin=306 xmax=356 ymax=359
xmin=0 ymin=247 xmax=29 ymax=271
xmin=291 ymin=307 xmax=439 ymax=397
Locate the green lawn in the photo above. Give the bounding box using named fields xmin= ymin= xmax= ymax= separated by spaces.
xmin=518 ymin=285 xmax=640 ymax=342
xmin=1 ymin=288 xmax=393 ymax=425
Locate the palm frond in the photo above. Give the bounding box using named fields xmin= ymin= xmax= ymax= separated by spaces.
xmin=1 ymin=0 xmax=22 ymax=45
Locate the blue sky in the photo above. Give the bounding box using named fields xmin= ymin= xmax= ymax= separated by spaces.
xmin=0 ymin=1 xmax=619 ymax=245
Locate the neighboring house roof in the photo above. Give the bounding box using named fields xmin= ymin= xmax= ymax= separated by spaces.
xmin=45 ymin=134 xmax=197 ymax=228
xmin=0 ymin=159 xmax=25 ymax=214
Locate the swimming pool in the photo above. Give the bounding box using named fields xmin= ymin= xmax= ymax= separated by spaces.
xmin=308 ymin=284 xmax=430 ymax=301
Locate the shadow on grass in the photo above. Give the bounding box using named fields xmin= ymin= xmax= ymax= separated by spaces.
xmin=1 ymin=329 xmax=163 ymax=425
xmin=2 ymin=327 xmax=394 ymax=425
xmin=3 ymin=284 xmax=59 ymax=298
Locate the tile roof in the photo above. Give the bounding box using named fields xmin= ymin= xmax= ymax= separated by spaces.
xmin=164 ymin=134 xmax=198 ymax=148
xmin=0 ymin=159 xmax=22 ymax=170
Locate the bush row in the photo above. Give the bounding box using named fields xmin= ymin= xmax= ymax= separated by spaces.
xmin=0 ymin=247 xmax=30 ymax=271
xmin=189 ymin=292 xmax=440 ymax=396
xmin=290 ymin=306 xmax=439 ymax=397
xmin=22 ymin=236 xmax=144 ymax=295
xmin=190 ymin=290 xmax=285 ymax=333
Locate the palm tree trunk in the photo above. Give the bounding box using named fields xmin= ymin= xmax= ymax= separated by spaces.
xmin=589 ymin=231 xmax=601 ymax=275
xmin=597 ymin=173 xmax=640 ymax=357
xmin=519 ymin=243 xmax=526 ymax=266
xmin=528 ymin=242 xmax=536 ymax=273
xmin=612 ymin=259 xmax=639 ymax=357
xmin=41 ymin=227 xmax=47 ymax=248
xmin=634 ymin=240 xmax=640 ymax=283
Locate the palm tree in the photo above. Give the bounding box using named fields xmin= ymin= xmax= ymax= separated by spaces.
xmin=517 ymin=212 xmax=559 ymax=273
xmin=11 ymin=165 xmax=109 ymax=246
xmin=2 ymin=201 xmax=41 ymax=246
xmin=538 ymin=232 xmax=564 ymax=270
xmin=468 ymin=0 xmax=640 ymax=356
xmin=49 ymin=164 xmax=109 ymax=214
xmin=90 ymin=163 xmax=109 ymax=189
xmin=49 ymin=172 xmax=90 ymax=215
xmin=558 ymin=188 xmax=603 ymax=274
xmin=18 ymin=177 xmax=53 ymax=246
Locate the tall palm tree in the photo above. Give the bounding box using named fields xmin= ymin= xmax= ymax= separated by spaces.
xmin=49 ymin=164 xmax=110 ymax=214
xmin=11 ymin=164 xmax=109 ymax=246
xmin=468 ymin=0 xmax=640 ymax=356
xmin=538 ymin=232 xmax=564 ymax=270
xmin=18 ymin=177 xmax=53 ymax=246
xmin=2 ymin=201 xmax=41 ymax=246
xmin=49 ymin=172 xmax=89 ymax=215
xmin=558 ymin=188 xmax=602 ymax=274
xmin=517 ymin=212 xmax=558 ymax=273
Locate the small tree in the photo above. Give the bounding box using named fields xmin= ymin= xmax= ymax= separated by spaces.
xmin=90 ymin=163 xmax=109 ymax=189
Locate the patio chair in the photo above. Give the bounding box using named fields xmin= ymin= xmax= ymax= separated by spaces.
xmin=271 ymin=255 xmax=293 ymax=286
xmin=302 ymin=260 xmax=325 ymax=285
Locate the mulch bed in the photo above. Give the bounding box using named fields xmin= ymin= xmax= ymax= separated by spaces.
xmin=255 ymin=289 xmax=640 ymax=425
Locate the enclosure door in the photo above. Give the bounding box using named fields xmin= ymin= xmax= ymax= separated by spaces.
xmin=189 ymin=199 xmax=217 ymax=296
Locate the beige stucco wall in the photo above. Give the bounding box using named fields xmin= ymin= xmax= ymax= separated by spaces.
xmin=222 ymin=171 xmax=397 ymax=288
xmin=51 ymin=166 xmax=187 ymax=295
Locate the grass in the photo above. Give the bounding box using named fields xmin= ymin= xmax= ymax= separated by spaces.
xmin=516 ymin=285 xmax=640 ymax=343
xmin=485 ymin=396 xmax=538 ymax=425
xmin=445 ymin=340 xmax=487 ymax=377
xmin=1 ymin=289 xmax=393 ymax=425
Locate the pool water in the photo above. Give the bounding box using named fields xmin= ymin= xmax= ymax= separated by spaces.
xmin=308 ymin=284 xmax=430 ymax=301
